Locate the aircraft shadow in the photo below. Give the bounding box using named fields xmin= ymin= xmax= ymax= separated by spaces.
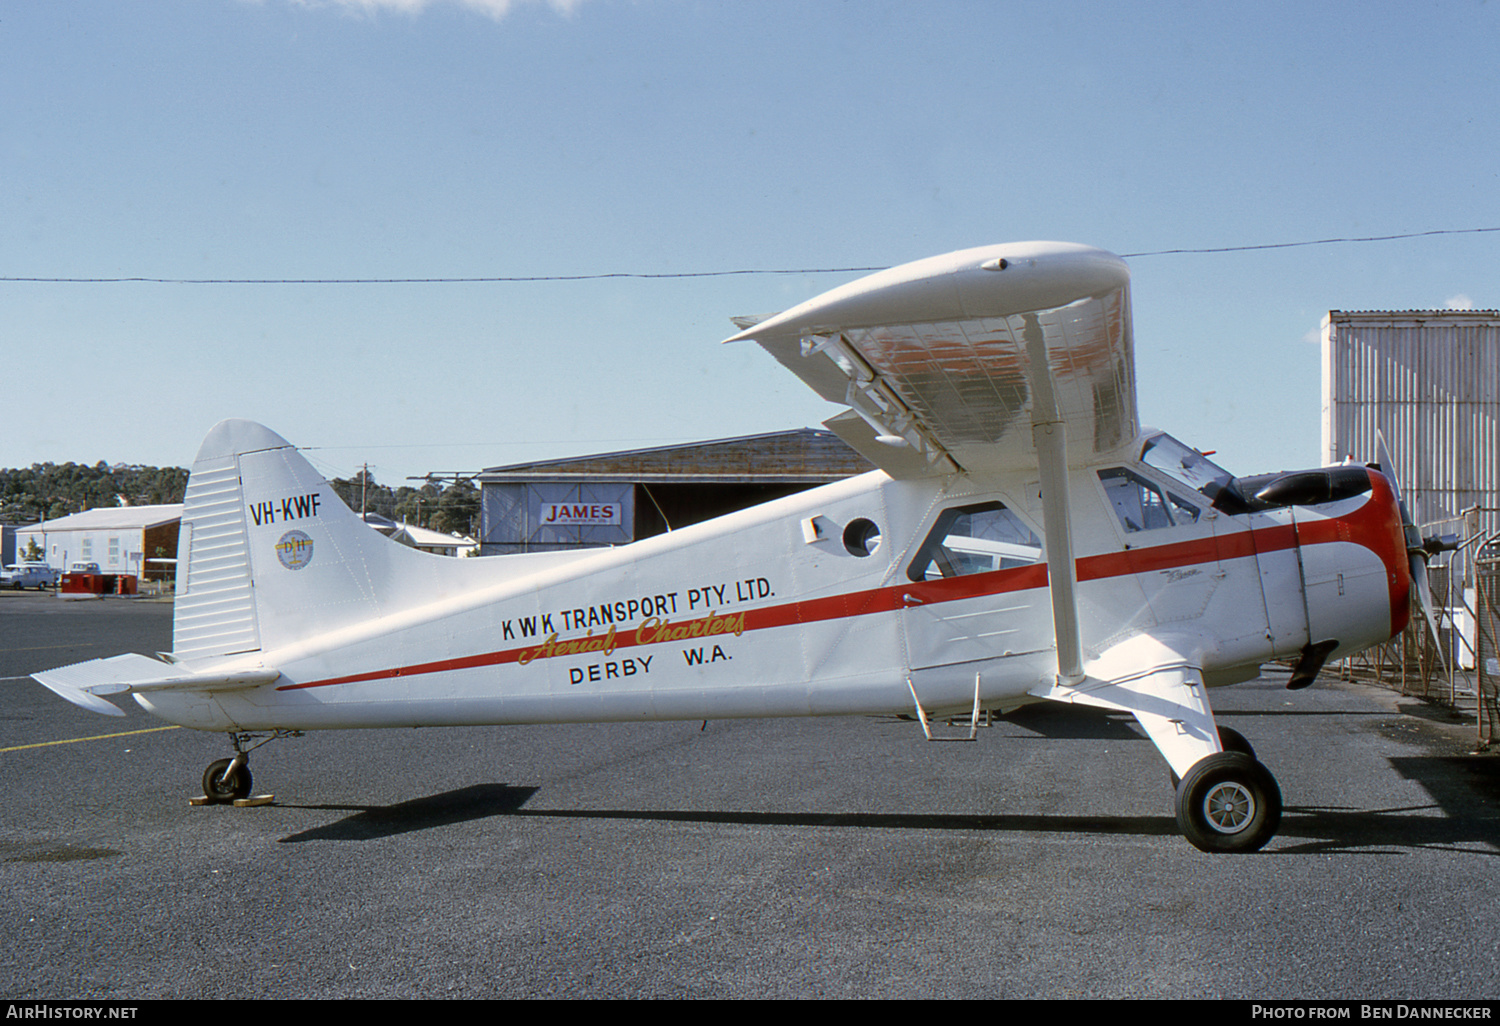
xmin=1273 ymin=803 xmax=1500 ymax=856
xmin=279 ymin=784 xmax=539 ymax=842
xmin=880 ymin=702 xmax=1149 ymax=740
xmin=988 ymin=704 xmax=1143 ymax=741
xmin=280 ymin=793 xmax=1182 ymax=843
xmin=276 ymin=760 xmax=1500 ymax=854
xmin=510 ymin=802 xmax=1499 ymax=854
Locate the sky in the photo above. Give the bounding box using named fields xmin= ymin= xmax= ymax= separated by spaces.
xmin=4 ymin=0 xmax=1498 ymax=491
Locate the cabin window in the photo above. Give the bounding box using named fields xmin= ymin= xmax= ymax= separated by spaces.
xmin=907 ymin=501 xmax=1042 ymax=582
xmin=1168 ymin=493 xmax=1202 ymax=523
xmin=1098 ymin=468 xmax=1201 ymax=533
xmin=843 ymin=518 xmax=882 ymax=557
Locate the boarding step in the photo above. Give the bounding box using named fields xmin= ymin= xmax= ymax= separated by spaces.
xmin=906 ymin=674 xmax=991 ymax=742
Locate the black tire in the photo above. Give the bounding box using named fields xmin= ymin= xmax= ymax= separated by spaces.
xmin=202 ymin=758 xmax=252 ymax=803
xmin=1170 ymin=725 xmax=1257 ymax=789
xmin=1216 ymin=725 xmax=1255 ymax=760
xmin=1175 ymin=752 xmax=1281 ymax=853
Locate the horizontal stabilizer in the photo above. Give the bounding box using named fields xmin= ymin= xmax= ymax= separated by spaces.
xmin=31 ymin=654 xmax=280 ymax=718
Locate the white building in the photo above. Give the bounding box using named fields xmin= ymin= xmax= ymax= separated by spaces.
xmin=15 ymin=504 xmax=182 ymax=581
xmin=358 ymin=512 xmax=476 ymax=557
xmin=389 ymin=522 xmax=478 ymax=557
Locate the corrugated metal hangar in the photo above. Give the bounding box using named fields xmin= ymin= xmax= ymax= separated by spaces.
xmin=477 ymin=429 xmax=872 ymax=555
xmin=1322 ymin=308 xmax=1500 ymax=736
xmin=1322 ymin=309 xmax=1500 ymax=540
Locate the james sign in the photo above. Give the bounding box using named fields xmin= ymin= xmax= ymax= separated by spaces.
xmin=541 ymin=502 xmax=620 ymax=526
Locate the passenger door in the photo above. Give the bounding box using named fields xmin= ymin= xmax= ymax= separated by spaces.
xmin=899 ymin=500 xmax=1048 ymax=670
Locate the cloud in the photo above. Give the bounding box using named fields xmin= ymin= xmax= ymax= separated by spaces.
xmin=288 ymin=0 xmax=587 ymax=20
xmin=1444 ymin=293 xmax=1476 ymax=310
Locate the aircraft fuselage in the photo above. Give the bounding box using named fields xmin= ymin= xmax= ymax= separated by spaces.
xmin=136 ymin=438 xmax=1410 ymax=735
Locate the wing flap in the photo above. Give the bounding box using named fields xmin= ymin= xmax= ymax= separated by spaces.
xmin=726 ymin=242 xmax=1137 ymax=478
xmin=32 ymin=654 xmax=280 ymax=718
xmin=822 ymin=409 xmax=956 ymax=480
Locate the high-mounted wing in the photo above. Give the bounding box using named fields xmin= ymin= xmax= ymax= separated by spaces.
xmin=724 ymin=241 xmax=1137 ymax=480
xmin=728 ymin=241 xmax=1135 ymax=687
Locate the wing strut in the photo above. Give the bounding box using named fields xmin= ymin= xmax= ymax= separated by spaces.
xmin=1022 ymin=313 xmax=1085 ymax=686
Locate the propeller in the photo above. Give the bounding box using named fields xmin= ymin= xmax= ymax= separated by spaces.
xmin=1374 ymin=432 xmax=1458 ymax=666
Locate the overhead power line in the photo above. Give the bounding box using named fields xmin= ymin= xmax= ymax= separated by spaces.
xmin=1120 ymin=226 xmax=1500 ymax=258
xmin=3 ymin=227 xmax=1496 ymax=285
xmin=0 ymin=267 xmax=885 ymax=284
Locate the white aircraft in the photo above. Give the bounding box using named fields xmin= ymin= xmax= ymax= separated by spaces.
xmin=33 ymin=241 xmax=1445 ymax=853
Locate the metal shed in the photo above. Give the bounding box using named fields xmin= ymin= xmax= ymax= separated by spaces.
xmin=1323 ymin=309 xmax=1500 ymax=726
xmin=1322 ymin=309 xmax=1500 ymax=538
xmin=477 ymin=429 xmax=872 ymax=555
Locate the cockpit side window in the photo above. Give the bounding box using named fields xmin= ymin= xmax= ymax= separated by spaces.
xmin=1098 ymin=468 xmax=1201 ymax=533
xmin=906 ymin=501 xmax=1042 ymax=582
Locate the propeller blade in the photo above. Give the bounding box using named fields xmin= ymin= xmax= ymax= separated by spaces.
xmin=1374 ymin=429 xmax=1398 ymax=486
xmin=1376 ymin=430 xmax=1446 ymax=669
xmin=1375 ymin=431 xmax=1419 ymax=535
xmin=1375 ymin=431 xmax=1398 ymax=489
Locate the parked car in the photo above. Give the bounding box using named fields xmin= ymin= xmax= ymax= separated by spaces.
xmin=2 ymin=563 xmax=60 ymax=590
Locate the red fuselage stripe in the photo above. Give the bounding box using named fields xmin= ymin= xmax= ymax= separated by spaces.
xmin=280 ymin=471 xmax=1409 ymax=692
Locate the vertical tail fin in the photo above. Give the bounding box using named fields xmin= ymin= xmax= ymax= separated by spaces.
xmin=173 ymin=422 xmax=275 ymax=659
xmin=173 ymin=420 xmax=421 ymax=664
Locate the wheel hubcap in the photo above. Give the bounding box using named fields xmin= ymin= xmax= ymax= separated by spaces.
xmin=1203 ymin=780 xmax=1256 ymax=834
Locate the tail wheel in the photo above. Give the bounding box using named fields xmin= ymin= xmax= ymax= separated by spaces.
xmin=1175 ymin=752 xmax=1281 ymax=853
xmin=202 ymin=758 xmax=253 ymax=803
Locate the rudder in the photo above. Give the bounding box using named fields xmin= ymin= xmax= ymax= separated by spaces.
xmin=173 ymin=421 xmax=275 ymax=660
xmin=173 ymin=420 xmax=401 ymax=664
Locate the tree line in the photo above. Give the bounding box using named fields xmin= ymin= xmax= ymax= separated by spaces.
xmin=327 ymin=469 xmax=481 ymax=538
xmin=1 ymin=462 xmax=481 ymax=539
xmin=0 ymin=462 xmax=190 ymax=523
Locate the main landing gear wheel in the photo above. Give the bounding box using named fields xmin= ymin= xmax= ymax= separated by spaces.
xmin=202 ymin=758 xmax=253 ymax=803
xmin=1216 ymin=726 xmax=1255 ymax=760
xmin=1169 ymin=725 xmax=1257 ymax=788
xmin=1174 ymin=751 xmax=1281 ymax=854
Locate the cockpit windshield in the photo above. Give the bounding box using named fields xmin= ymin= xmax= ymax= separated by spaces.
xmin=1140 ymin=431 xmax=1235 ymax=505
